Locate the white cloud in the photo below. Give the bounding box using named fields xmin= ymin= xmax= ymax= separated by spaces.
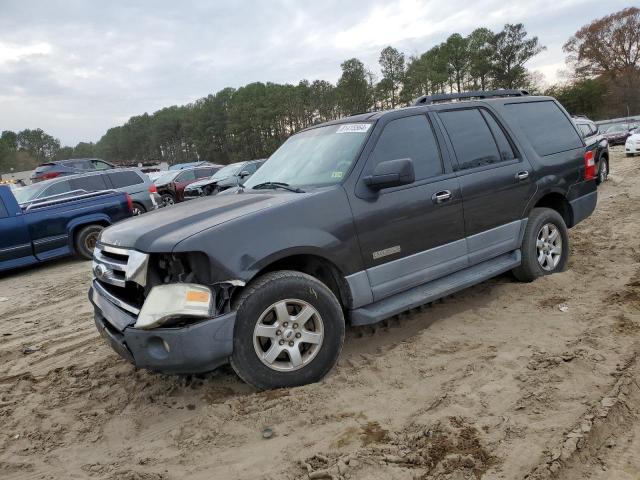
xmin=0 ymin=41 xmax=52 ymax=63
xmin=0 ymin=0 xmax=632 ymax=145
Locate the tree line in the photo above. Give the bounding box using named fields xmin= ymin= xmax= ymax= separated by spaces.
xmin=1 ymin=7 xmax=638 ymax=174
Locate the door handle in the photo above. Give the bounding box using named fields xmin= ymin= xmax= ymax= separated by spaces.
xmin=515 ymin=171 xmax=529 ymax=181
xmin=432 ymin=190 xmax=452 ymax=204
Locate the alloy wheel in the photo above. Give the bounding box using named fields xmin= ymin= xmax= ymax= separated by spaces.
xmin=253 ymin=299 xmax=324 ymax=372
xmin=536 ymin=223 xmax=562 ymax=271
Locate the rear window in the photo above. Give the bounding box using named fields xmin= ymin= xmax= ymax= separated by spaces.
xmin=504 ymin=101 xmax=583 ymax=156
xmin=107 ymin=171 xmax=144 ymax=188
xmin=69 ymin=175 xmax=108 ymax=192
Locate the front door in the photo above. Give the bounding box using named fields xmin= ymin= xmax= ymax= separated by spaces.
xmin=350 ymin=113 xmax=467 ymax=302
xmin=436 ymin=107 xmax=535 ymax=265
xmin=0 ymin=195 xmax=35 ymax=270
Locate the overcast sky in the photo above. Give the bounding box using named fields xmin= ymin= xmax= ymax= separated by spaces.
xmin=0 ymin=0 xmax=630 ymax=145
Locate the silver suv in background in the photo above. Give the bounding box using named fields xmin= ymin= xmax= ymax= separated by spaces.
xmin=13 ymin=169 xmax=161 ymax=215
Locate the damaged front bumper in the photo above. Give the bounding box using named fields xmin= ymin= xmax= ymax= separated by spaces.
xmin=89 ymin=280 xmax=236 ymax=374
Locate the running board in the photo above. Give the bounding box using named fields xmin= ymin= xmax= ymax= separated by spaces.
xmin=348 ymin=250 xmax=521 ymax=326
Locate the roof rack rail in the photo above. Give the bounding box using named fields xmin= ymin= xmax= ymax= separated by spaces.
xmin=412 ymin=89 xmax=529 ymax=106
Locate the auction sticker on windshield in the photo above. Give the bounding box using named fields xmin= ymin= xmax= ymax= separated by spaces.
xmin=336 ymin=124 xmax=371 ymax=134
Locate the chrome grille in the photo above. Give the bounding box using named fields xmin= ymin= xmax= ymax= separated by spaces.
xmin=92 ymin=244 xmax=150 ymax=313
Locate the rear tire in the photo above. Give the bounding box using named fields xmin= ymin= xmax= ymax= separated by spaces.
xmin=230 ymin=271 xmax=345 ymax=390
xmin=596 ymin=158 xmax=608 ymax=184
xmin=512 ymin=208 xmax=569 ymax=282
xmin=74 ymin=224 xmax=103 ymax=260
xmin=132 ymin=202 xmax=146 ymax=215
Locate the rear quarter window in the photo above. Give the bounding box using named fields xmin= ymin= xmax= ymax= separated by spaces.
xmin=504 ymin=101 xmax=583 ymax=156
xmin=107 ymin=171 xmax=144 ymax=188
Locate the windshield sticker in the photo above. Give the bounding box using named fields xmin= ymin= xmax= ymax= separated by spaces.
xmin=336 ymin=123 xmax=371 ymax=134
xmin=331 ymin=171 xmax=344 ymax=179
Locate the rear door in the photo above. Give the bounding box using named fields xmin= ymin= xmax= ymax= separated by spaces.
xmin=436 ymin=106 xmax=535 ymax=265
xmin=350 ymin=113 xmax=466 ymax=301
xmin=0 ymin=193 xmax=35 ymax=269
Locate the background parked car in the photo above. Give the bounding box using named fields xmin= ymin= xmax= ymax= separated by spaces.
xmin=626 ymin=133 xmax=640 ymax=156
xmin=30 ymin=158 xmax=115 ymax=183
xmin=183 ymin=159 xmax=265 ymax=199
xmin=14 ymin=168 xmax=160 ymax=215
xmin=601 ymin=124 xmax=634 ymax=146
xmin=154 ymin=165 xmax=220 ymax=205
xmin=0 ymin=184 xmax=132 ymax=271
xmin=168 ymin=161 xmax=221 ymax=171
xmin=574 ymin=116 xmax=610 ymax=184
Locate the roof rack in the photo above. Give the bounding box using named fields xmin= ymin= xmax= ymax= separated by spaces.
xmin=412 ymin=89 xmax=529 ymax=106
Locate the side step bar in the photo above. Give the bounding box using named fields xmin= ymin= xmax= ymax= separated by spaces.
xmin=348 ymin=250 xmax=521 ymax=326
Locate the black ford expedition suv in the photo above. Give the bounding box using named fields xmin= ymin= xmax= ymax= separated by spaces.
xmin=89 ymin=90 xmax=597 ymax=390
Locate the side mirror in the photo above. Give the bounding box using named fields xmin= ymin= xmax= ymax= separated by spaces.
xmin=239 ymin=170 xmax=251 ymax=178
xmin=364 ymin=158 xmax=415 ymax=191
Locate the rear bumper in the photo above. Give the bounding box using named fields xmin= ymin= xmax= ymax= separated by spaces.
xmin=569 ymin=190 xmax=597 ymax=226
xmin=89 ymin=283 xmax=236 ymax=374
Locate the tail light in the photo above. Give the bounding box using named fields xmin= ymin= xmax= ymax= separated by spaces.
xmin=584 ymin=150 xmax=596 ymax=181
xmin=41 ymin=171 xmax=60 ymax=180
xmin=148 ymin=183 xmax=157 ymax=193
xmin=125 ymin=193 xmax=133 ymax=214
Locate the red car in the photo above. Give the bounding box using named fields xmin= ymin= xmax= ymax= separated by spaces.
xmin=602 ymin=125 xmax=633 ymax=146
xmin=154 ymin=165 xmax=221 ymax=205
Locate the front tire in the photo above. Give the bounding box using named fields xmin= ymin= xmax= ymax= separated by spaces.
xmin=74 ymin=224 xmax=103 ymax=260
xmin=512 ymin=208 xmax=569 ymax=282
xmin=161 ymin=193 xmax=175 ymax=206
xmin=230 ymin=271 xmax=345 ymax=390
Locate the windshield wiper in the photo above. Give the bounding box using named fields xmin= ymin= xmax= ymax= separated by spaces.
xmin=251 ymin=182 xmax=305 ymax=193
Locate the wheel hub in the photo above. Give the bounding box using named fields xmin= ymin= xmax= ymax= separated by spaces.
xmin=253 ymin=299 xmax=324 ymax=372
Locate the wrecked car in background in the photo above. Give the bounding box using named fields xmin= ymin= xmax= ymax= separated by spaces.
xmin=183 ymin=159 xmax=265 ymax=199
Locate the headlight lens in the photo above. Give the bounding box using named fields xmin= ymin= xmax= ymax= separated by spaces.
xmin=135 ymin=283 xmax=212 ymax=329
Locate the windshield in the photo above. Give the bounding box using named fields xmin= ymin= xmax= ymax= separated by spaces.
xmin=244 ymin=123 xmax=372 ymax=189
xmin=211 ymin=163 xmax=242 ymax=180
xmin=12 ymin=183 xmax=45 ymax=203
xmin=154 ymin=171 xmax=180 ymax=185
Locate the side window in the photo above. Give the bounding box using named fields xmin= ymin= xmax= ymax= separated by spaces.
xmin=92 ymin=160 xmax=112 ymax=170
xmin=439 ymin=109 xmax=502 ymax=170
xmin=0 ymin=199 xmax=8 ymax=218
xmin=69 ymin=175 xmax=108 ymax=192
xmin=577 ymin=124 xmax=590 ymax=138
xmin=64 ymin=160 xmax=91 ymax=170
xmin=177 ymin=170 xmax=196 ymax=182
xmin=244 ymin=163 xmax=258 ymax=174
xmin=108 ymin=171 xmax=144 ymax=188
xmin=41 ymin=180 xmax=71 ymax=198
xmin=368 ymin=115 xmax=443 ymax=181
xmin=480 ymin=110 xmax=516 ymax=161
xmin=194 ymin=168 xmax=212 ymax=179
xmin=504 ymin=101 xmax=583 ymax=156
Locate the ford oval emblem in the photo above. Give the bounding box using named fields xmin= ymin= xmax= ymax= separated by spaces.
xmin=94 ymin=264 xmax=108 ymax=280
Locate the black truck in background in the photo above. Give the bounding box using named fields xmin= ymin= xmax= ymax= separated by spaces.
xmin=89 ymin=90 xmax=597 ymax=390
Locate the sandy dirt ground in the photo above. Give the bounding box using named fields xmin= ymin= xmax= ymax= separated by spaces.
xmin=1 ymin=148 xmax=639 ymax=480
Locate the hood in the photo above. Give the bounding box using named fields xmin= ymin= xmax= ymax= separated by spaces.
xmin=99 ymin=191 xmax=300 ymax=252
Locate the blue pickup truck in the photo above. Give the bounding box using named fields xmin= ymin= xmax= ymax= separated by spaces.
xmin=0 ymin=185 xmax=132 ymax=272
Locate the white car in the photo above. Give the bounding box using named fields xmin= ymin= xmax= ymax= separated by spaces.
xmin=625 ymin=133 xmax=640 ymax=156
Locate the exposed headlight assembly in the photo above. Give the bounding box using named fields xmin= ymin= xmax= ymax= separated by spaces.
xmin=134 ymin=283 xmax=213 ymax=329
